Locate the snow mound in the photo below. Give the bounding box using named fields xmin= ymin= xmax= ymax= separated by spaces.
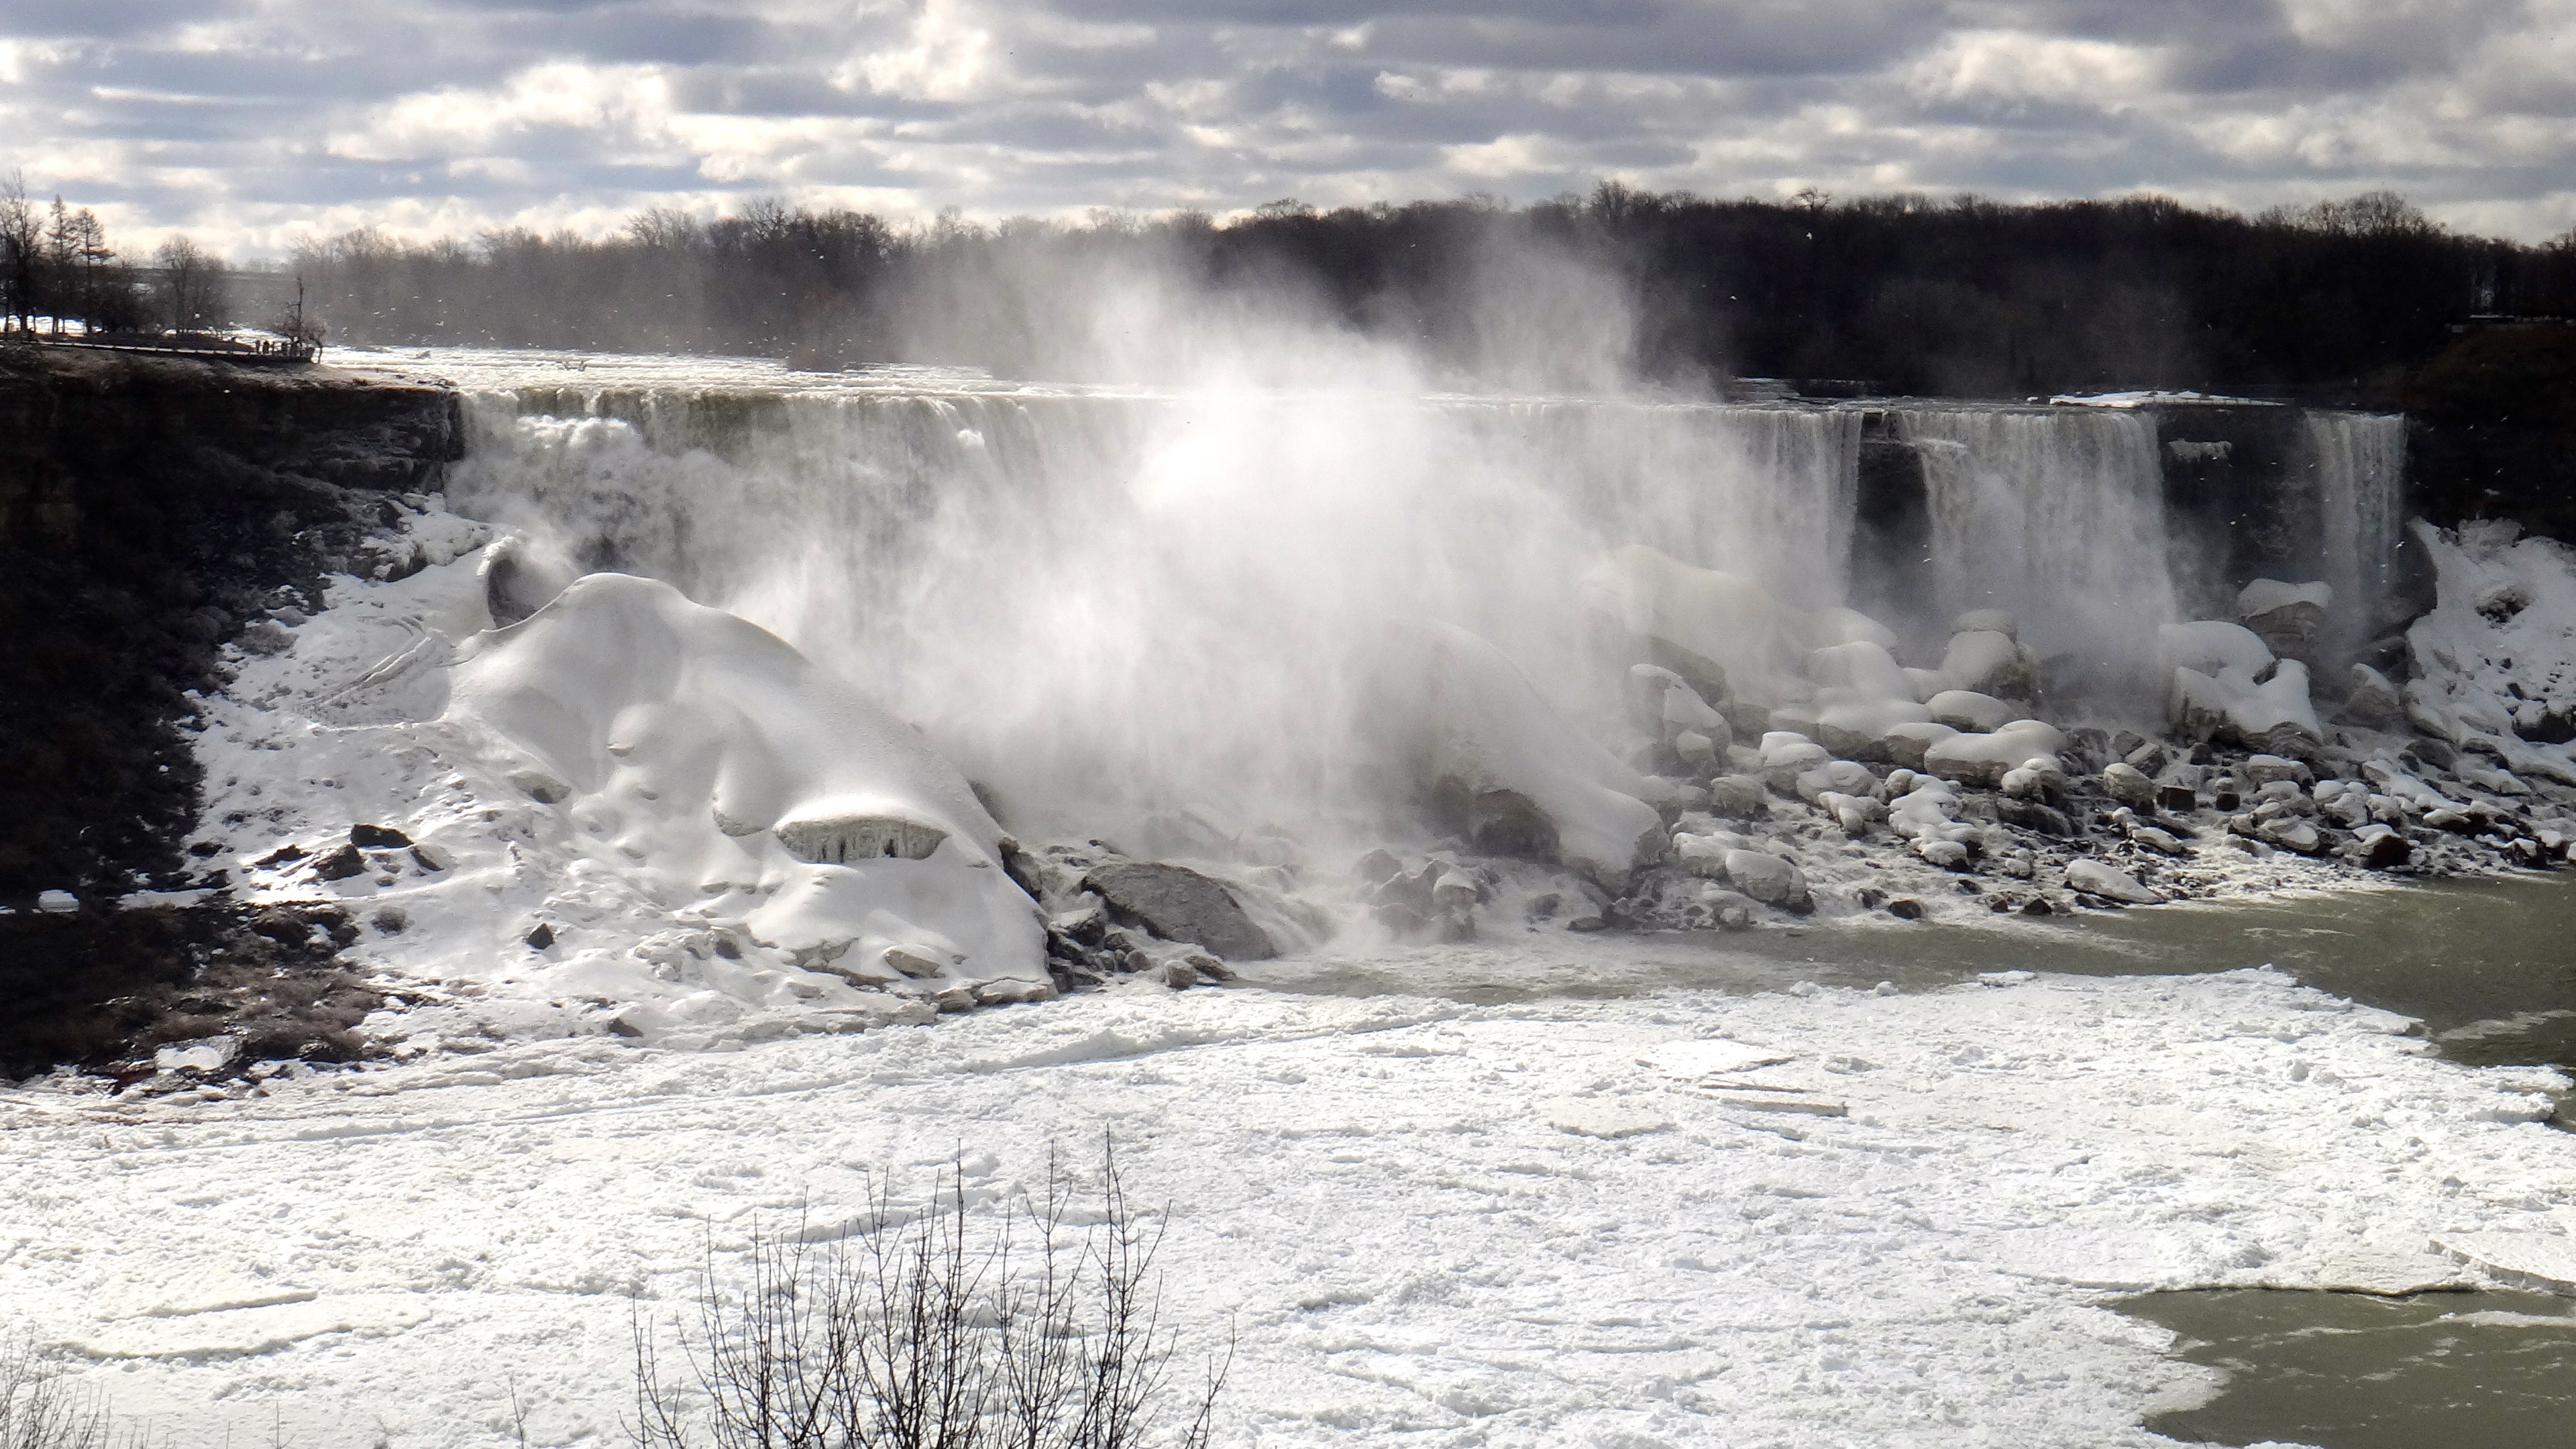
xmin=443 ymin=574 xmax=1047 ymax=1022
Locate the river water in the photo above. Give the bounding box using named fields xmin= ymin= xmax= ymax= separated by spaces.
xmin=1267 ymin=873 xmax=2576 ymax=1446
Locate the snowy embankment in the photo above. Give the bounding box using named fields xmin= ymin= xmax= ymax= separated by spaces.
xmin=1 ymin=965 xmax=2567 ymax=1448
xmin=186 ymin=510 xmax=1050 ymax=1057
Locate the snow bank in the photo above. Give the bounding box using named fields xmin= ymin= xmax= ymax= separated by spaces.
xmin=444 ymin=574 xmax=1047 ymax=1015
xmin=2404 ymin=520 xmax=2576 ymax=783
xmin=193 ymin=526 xmax=1047 ymax=1047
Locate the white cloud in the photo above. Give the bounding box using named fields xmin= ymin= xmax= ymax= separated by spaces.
xmin=5 ymin=0 xmax=2576 ymax=254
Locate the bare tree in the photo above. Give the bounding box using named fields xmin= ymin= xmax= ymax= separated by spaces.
xmin=0 ymin=1332 xmax=127 ymax=1449
xmin=633 ymin=1140 xmax=1229 ymax=1449
xmin=0 ymin=170 xmax=39 ymax=333
xmin=153 ymin=233 xmax=227 ymax=334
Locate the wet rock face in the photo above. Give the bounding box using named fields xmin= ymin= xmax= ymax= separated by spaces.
xmin=0 ymin=346 xmax=459 ymax=901
xmin=0 ymin=900 xmax=381 ymax=1081
xmin=1083 ymin=861 xmax=1278 ymax=961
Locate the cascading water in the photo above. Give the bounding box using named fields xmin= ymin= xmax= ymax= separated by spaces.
xmin=443 ymin=356 xmax=1861 ymax=850
xmin=1890 ymin=406 xmax=2178 ymax=680
xmin=2306 ymin=411 xmax=2410 ymax=643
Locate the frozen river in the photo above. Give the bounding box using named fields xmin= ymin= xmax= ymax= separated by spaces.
xmin=7 ymin=906 xmax=2576 ymax=1448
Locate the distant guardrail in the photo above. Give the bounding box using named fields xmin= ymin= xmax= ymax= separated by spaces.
xmin=18 ymin=333 xmax=318 ymax=365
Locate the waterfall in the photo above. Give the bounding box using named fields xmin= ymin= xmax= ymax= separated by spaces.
xmin=445 ymin=364 xmax=1860 ymax=844
xmin=1890 ymin=406 xmax=2178 ymax=675
xmin=2306 ymin=411 xmax=2409 ymax=640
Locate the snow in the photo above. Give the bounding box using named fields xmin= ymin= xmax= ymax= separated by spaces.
xmin=2404 ymin=520 xmax=2576 ymax=784
xmin=5 ymin=963 xmax=2572 ymax=1448
xmin=2237 ymin=579 xmax=2332 ymax=617
xmin=2158 ymin=621 xmax=2273 ymax=677
xmin=189 ymin=513 xmax=1046 ymax=1047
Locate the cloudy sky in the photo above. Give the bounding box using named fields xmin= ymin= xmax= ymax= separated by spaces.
xmin=3 ymin=0 xmax=2573 ymax=257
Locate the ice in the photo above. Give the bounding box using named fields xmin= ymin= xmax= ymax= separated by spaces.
xmin=5 ymin=965 xmax=2571 ymax=1448
xmin=189 ymin=520 xmax=1047 ymax=1043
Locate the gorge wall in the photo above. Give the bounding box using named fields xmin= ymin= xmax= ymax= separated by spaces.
xmin=0 ymin=343 xmax=458 ymax=1071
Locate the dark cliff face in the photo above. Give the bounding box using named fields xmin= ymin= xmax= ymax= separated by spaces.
xmin=0 ymin=344 xmax=457 ymax=1077
xmin=0 ymin=344 xmax=460 ymax=901
xmin=2398 ymin=328 xmax=2576 ymax=542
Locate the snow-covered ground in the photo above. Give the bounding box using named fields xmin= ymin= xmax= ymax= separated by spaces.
xmin=3 ymin=961 xmax=2569 ymax=1448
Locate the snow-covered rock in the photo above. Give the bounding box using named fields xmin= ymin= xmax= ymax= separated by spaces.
xmin=1401 ymin=621 xmax=1670 ymax=888
xmin=446 ymin=574 xmax=1051 ymax=1016
xmin=2341 ymin=663 xmax=2406 ymax=729
xmin=1937 ymin=629 xmax=2034 ymax=700
xmin=2101 ymin=763 xmax=2157 ymax=808
xmin=1927 ymin=689 xmax=2012 ymax=734
xmin=2171 ymin=659 xmax=2322 ymax=756
xmin=2065 ymin=858 xmax=2163 ymax=904
xmin=1923 ymin=719 xmax=2067 ymax=789
xmin=2402 ymin=520 xmax=2576 ymax=785
xmin=2237 ymin=579 xmax=2331 ymax=665
xmin=2159 ymin=620 xmax=2275 ymax=678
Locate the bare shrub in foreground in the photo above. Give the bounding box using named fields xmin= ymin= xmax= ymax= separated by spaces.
xmin=0 ymin=1333 xmax=122 ymax=1449
xmin=633 ymin=1142 xmax=1228 ymax=1449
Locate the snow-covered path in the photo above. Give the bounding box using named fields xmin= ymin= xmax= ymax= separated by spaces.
xmin=5 ymin=965 xmax=2573 ymax=1448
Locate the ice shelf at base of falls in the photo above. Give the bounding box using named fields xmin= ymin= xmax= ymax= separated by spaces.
xmin=3 ymin=967 xmax=2569 ymax=1449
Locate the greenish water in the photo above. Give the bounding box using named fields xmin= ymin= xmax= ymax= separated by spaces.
xmin=2126 ymin=1289 xmax=2576 ymax=1448
xmin=1269 ymin=873 xmax=2576 ymax=1071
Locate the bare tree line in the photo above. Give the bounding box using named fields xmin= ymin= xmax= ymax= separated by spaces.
xmin=12 ymin=171 xmax=2576 ymax=392
xmin=0 ymin=170 xmax=239 ymax=337
xmin=272 ymin=184 xmax=2576 ymax=395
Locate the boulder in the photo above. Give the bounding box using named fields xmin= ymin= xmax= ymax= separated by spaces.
xmin=2157 ymin=784 xmax=2200 ymax=813
xmin=1928 ymin=690 xmax=2012 ymax=735
xmin=1721 ymin=850 xmax=1811 ymax=910
xmin=1882 ymin=721 xmax=1957 ymax=770
xmin=1915 ymin=839 xmax=1970 ymax=869
xmin=2129 ymin=826 xmax=2188 ymax=855
xmin=1816 ymin=697 xmax=1936 ymax=763
xmin=2354 ymin=824 xmax=2413 ymax=869
xmin=2237 ymin=579 xmax=2332 ymax=667
xmin=1083 ymin=861 xmax=1277 ymax=961
xmin=2102 ymin=763 xmax=2158 ymax=808
xmin=2065 ymin=858 xmax=2163 ymax=904
xmin=2255 ymin=818 xmax=2323 ymax=854
xmin=1923 ymin=720 xmax=2068 ymax=789
xmin=2242 ymin=754 xmax=2311 ymax=787
xmin=2341 ymin=664 xmax=2406 ymax=730
xmin=1994 ymin=799 xmax=2072 ymax=835
xmin=1759 ymin=733 xmax=1831 ymax=792
xmin=1705 ymin=775 xmax=1770 ymax=817
xmin=1940 ymin=630 xmax=2035 ymax=699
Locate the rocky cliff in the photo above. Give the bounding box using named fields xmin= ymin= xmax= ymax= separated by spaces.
xmin=0 ymin=342 xmax=458 ymax=1075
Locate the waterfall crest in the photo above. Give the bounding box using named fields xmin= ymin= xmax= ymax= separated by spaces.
xmin=447 ymin=370 xmax=1860 ymax=846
